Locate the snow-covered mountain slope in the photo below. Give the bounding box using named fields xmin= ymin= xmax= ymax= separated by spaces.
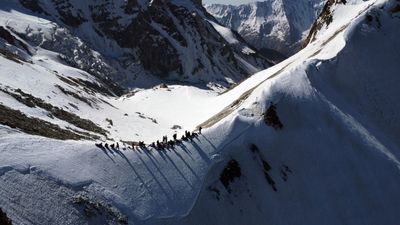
xmin=0 ymin=0 xmax=271 ymax=89
xmin=1 ymin=0 xmax=400 ymax=224
xmin=205 ymin=0 xmax=325 ymax=58
xmin=177 ymin=1 xmax=400 ymax=224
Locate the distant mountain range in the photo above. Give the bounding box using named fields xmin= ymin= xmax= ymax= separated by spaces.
xmin=205 ymin=0 xmax=325 ymax=58
xmin=4 ymin=0 xmax=272 ymax=89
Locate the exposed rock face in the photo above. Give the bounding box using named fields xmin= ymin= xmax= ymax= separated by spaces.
xmin=19 ymin=0 xmax=49 ymax=15
xmin=52 ymin=0 xmax=87 ymax=27
xmin=303 ymin=0 xmax=348 ymax=48
xmin=12 ymin=0 xmax=271 ymax=88
xmin=205 ymin=0 xmax=325 ymax=57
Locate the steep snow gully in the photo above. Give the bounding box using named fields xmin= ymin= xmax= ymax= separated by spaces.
xmin=1 ymin=0 xmax=400 ymax=224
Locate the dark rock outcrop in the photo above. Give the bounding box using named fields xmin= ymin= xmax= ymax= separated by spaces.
xmin=220 ymin=160 xmax=242 ymax=193
xmin=264 ymin=104 xmax=283 ymax=130
xmin=0 ymin=208 xmax=12 ymax=225
xmin=303 ymin=0 xmax=347 ymax=48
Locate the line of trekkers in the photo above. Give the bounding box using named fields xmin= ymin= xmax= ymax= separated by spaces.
xmin=95 ymin=127 xmax=202 ymax=151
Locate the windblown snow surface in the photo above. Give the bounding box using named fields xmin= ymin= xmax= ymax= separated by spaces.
xmin=1 ymin=0 xmax=400 ymax=224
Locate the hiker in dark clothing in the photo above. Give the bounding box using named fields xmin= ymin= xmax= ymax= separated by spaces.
xmin=110 ymin=143 xmax=115 ymax=149
xmin=105 ymin=143 xmax=109 ymax=149
xmin=188 ymin=132 xmax=195 ymax=141
xmin=182 ymin=135 xmax=187 ymax=141
xmin=173 ymin=133 xmax=177 ymax=140
xmin=199 ymin=126 xmax=202 ymax=134
xmin=116 ymin=142 xmax=120 ymax=150
xmin=139 ymin=141 xmax=145 ymax=148
xmin=151 ymin=142 xmax=156 ymax=148
xmin=95 ymin=143 xmax=103 ymax=148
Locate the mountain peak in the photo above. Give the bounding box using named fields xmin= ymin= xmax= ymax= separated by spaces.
xmin=206 ymin=0 xmax=325 ymax=56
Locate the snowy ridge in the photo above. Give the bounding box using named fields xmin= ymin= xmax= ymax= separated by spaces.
xmin=182 ymin=0 xmax=400 ymax=224
xmin=1 ymin=0 xmax=400 ymax=224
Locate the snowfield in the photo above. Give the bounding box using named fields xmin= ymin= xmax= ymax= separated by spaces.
xmin=1 ymin=0 xmax=400 ymax=224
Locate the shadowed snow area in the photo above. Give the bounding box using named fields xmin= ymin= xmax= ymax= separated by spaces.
xmin=1 ymin=0 xmax=400 ymax=224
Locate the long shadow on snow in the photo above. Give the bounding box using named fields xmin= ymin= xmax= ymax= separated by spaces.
xmin=170 ymin=147 xmax=201 ymax=181
xmin=141 ymin=150 xmax=177 ymax=197
xmin=132 ymin=150 xmax=174 ymax=201
xmin=188 ymin=140 xmax=211 ymax=164
xmin=96 ymin=146 xmax=167 ymax=217
xmin=98 ymin=146 xmax=115 ymax=162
